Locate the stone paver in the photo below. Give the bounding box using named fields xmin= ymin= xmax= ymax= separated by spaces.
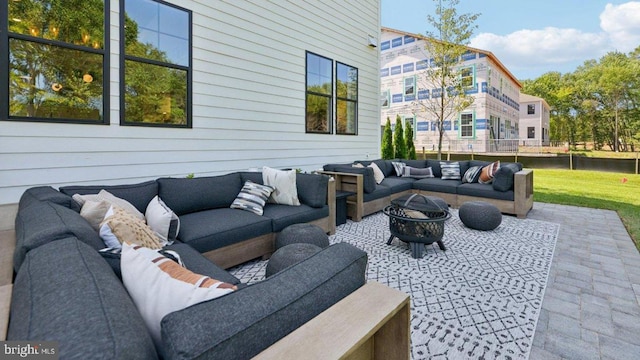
xmin=527 ymin=202 xmax=640 ymax=359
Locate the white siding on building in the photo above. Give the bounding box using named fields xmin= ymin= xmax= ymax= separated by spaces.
xmin=0 ymin=0 xmax=381 ymax=205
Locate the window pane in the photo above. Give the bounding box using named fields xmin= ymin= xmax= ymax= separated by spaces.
xmin=125 ymin=0 xmax=189 ymax=66
xmin=337 ymin=100 xmax=357 ymax=135
xmin=124 ymin=60 xmax=187 ymax=125
xmin=9 ymin=0 xmax=105 ymax=49
xmin=337 ymin=63 xmax=357 ymax=100
xmin=9 ymin=39 xmax=103 ymax=120
xmin=404 ymin=77 xmax=415 ymax=96
xmin=306 ymin=54 xmax=331 ymax=95
xmin=306 ymin=94 xmax=331 ymax=133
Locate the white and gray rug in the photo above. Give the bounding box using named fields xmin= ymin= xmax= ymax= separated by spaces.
xmin=230 ymin=210 xmax=560 ymax=360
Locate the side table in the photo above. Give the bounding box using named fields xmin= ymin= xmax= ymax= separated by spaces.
xmin=335 ymin=191 xmax=355 ymax=226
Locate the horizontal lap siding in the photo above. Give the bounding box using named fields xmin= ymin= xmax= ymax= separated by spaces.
xmin=0 ymin=0 xmax=381 ymax=205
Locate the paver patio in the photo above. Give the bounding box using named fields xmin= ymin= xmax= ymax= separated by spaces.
xmin=527 ymin=202 xmax=640 ymax=359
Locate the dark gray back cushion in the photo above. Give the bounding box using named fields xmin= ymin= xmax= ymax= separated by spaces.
xmin=19 ymin=186 xmax=80 ymax=212
xmin=403 ymin=159 xmax=428 ymax=168
xmin=331 ymin=165 xmax=376 ymax=193
xmin=59 ymin=180 xmax=158 ymax=214
xmin=14 ymin=201 xmax=104 ymax=273
xmin=239 ymin=171 xmax=263 ymax=184
xmin=296 ymin=173 xmax=328 ymax=208
xmin=492 ymin=163 xmax=523 ymax=192
xmin=157 ymin=173 xmax=242 ymax=216
xmin=8 ymin=238 xmax=158 ymax=359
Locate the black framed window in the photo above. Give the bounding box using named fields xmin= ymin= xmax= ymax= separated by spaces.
xmin=306 ymin=52 xmax=332 ymax=133
xmin=528 ymin=126 xmax=535 ymax=139
xmin=336 ymin=62 xmax=357 ymax=135
xmin=527 ymin=104 xmax=535 ymax=115
xmin=3 ymin=0 xmax=108 ymax=123
xmin=121 ymin=0 xmax=191 ymax=127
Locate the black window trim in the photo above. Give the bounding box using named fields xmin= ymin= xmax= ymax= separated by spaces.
xmin=1 ymin=0 xmax=110 ymax=125
xmin=305 ymin=51 xmax=333 ymax=134
xmin=119 ymin=0 xmax=192 ymax=128
xmin=335 ymin=60 xmax=358 ymax=135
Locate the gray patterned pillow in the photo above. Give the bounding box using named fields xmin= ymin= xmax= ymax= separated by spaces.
xmin=391 ymin=161 xmax=406 ymax=177
xmin=230 ymin=181 xmax=275 ymax=215
xmin=462 ymin=165 xmax=483 ymax=183
xmin=403 ymin=166 xmax=434 ymax=179
xmin=440 ymin=162 xmax=461 ymax=180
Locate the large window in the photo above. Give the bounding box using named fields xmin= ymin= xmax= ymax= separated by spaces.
xmin=121 ymin=0 xmax=191 ymax=127
xmin=4 ymin=0 xmax=108 ymax=123
xmin=336 ymin=62 xmax=357 ymax=135
xmin=460 ymin=66 xmax=475 ymax=88
xmin=459 ymin=113 xmax=474 ymax=138
xmin=306 ymin=52 xmax=332 ymax=133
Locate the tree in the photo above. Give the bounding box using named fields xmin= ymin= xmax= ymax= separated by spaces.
xmin=381 ymin=117 xmax=394 ymax=159
xmin=414 ymin=0 xmax=479 ymax=159
xmin=393 ymin=115 xmax=407 ymax=159
xmin=405 ymin=121 xmax=417 ymax=159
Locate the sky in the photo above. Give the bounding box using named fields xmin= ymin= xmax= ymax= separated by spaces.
xmin=381 ymin=0 xmax=640 ymax=80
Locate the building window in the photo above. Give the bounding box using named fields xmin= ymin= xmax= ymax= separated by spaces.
xmin=381 ymin=90 xmax=390 ymax=108
xmin=404 ymin=76 xmax=416 ymax=99
xmin=121 ymin=0 xmax=191 ymax=127
xmin=527 ymin=104 xmax=535 ymax=115
xmin=404 ymin=117 xmax=416 ymax=139
xmin=4 ymin=0 xmax=108 ymax=123
xmin=336 ymin=62 xmax=357 ymax=135
xmin=460 ymin=66 xmax=475 ymax=88
xmin=459 ymin=113 xmax=474 ymax=138
xmin=528 ymin=127 xmax=535 ymax=139
xmin=306 ymin=52 xmax=332 ymax=133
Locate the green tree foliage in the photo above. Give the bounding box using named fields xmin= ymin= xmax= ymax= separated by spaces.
xmin=381 ymin=117 xmax=394 ymax=159
xmin=394 ymin=115 xmax=407 ymax=159
xmin=405 ymin=121 xmax=417 ymax=159
xmin=414 ymin=0 xmax=479 ymax=159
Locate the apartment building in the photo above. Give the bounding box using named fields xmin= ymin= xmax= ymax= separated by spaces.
xmin=519 ymin=93 xmax=551 ymax=146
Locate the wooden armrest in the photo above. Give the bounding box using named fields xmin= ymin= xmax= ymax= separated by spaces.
xmin=254 ymin=282 xmax=410 ymax=360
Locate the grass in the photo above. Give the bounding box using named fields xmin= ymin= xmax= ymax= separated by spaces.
xmin=534 ymin=168 xmax=640 ymax=250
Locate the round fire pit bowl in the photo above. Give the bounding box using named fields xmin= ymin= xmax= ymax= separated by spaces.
xmin=383 ymin=194 xmax=451 ymax=258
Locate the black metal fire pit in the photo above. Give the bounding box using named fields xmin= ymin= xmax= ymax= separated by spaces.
xmin=383 ymin=194 xmax=451 ymax=258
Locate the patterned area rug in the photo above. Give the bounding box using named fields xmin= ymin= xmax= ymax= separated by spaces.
xmin=229 ymin=210 xmax=560 ymax=360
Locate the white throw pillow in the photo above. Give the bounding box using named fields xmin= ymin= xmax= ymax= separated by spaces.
xmin=145 ymin=195 xmax=180 ymax=243
xmin=368 ymin=162 xmax=385 ymax=184
xmin=73 ymin=190 xmax=144 ymax=220
xmin=121 ymin=242 xmax=237 ymax=348
xmin=262 ymin=166 xmax=301 ymax=206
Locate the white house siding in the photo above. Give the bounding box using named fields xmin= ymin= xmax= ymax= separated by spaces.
xmin=380 ymin=28 xmax=521 ymax=154
xmin=519 ymin=93 xmax=551 ymax=146
xmin=0 ymin=0 xmax=381 ymax=207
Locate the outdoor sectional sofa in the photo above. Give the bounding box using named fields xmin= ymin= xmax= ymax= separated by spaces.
xmin=322 ymin=159 xmax=534 ymax=221
xmin=6 ymin=172 xmax=374 ymax=359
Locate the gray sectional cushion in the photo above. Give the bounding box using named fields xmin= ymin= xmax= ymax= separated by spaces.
xmin=14 ymin=201 xmax=104 ymax=272
xmin=157 ymin=173 xmax=242 ymax=216
xmin=239 ymin=171 xmax=264 ymax=185
xmin=469 ymin=160 xmax=491 ymax=168
xmin=177 ymin=208 xmax=273 ymax=253
xmin=59 ymin=180 xmax=158 ymax=214
xmin=403 ymin=159 xmax=428 ymax=168
xmin=8 ymin=238 xmax=157 ymax=359
xmin=372 ymin=159 xmax=395 ymax=177
xmin=457 ymin=183 xmax=515 ymax=201
xmin=296 ymin=173 xmax=329 ymax=208
xmin=19 ymin=186 xmax=80 ymax=212
xmin=412 ymin=178 xmax=461 ymax=194
xmin=380 ymin=177 xmax=416 ymax=193
xmin=262 ymin=204 xmax=329 ymax=232
xmin=161 ymin=242 xmax=367 ymax=360
xmin=331 ymin=165 xmax=377 ymax=194
xmin=362 ymin=185 xmax=392 ymax=202
xmin=492 ymin=163 xmax=523 ymax=192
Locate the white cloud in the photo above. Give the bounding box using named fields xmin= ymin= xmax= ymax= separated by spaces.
xmin=468 ymin=1 xmax=640 ymax=78
xmin=600 ymin=2 xmax=640 ymax=51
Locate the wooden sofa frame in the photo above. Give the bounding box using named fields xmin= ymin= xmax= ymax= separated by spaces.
xmin=320 ymin=169 xmax=534 ymax=221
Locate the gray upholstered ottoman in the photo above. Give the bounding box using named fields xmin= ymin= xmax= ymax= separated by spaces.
xmin=459 ymin=201 xmax=502 ymax=231
xmin=276 ymin=223 xmax=329 ymax=250
xmin=265 ymin=243 xmax=322 ymax=277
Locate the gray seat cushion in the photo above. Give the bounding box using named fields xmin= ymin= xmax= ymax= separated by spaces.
xmin=363 ymin=185 xmax=392 ymax=202
xmin=160 ymin=242 xmax=367 ymax=359
xmin=262 ymin=204 xmax=329 ymax=232
xmin=157 ymin=173 xmax=243 ymax=216
xmin=14 ymin=201 xmax=104 ymax=273
xmin=457 ymin=183 xmax=514 ymax=201
xmin=412 ymin=178 xmax=461 ymax=194
xmin=165 ymin=243 xmax=242 ymax=286
xmin=177 ymin=208 xmax=273 ymax=253
xmin=60 ymin=180 xmax=158 ymax=214
xmin=8 ymin=238 xmax=157 ymax=359
xmin=380 ymin=176 xmax=416 ymax=193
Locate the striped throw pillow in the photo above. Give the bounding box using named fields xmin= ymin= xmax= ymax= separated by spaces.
xmin=479 ymin=161 xmax=501 ymax=184
xmin=440 ymin=162 xmax=461 ymax=180
xmin=230 ymin=180 xmax=274 ymax=215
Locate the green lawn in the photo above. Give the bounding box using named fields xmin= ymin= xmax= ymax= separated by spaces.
xmin=534 ymin=169 xmax=640 ymax=250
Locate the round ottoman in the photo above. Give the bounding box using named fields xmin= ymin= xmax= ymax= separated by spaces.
xmin=276 ymin=223 xmax=329 ymax=250
xmin=459 ymin=201 xmax=502 ymax=231
xmin=266 ymin=243 xmax=322 ymax=277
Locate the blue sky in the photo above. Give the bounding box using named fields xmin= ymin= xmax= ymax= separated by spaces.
xmin=381 ymin=0 xmax=640 ymax=80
